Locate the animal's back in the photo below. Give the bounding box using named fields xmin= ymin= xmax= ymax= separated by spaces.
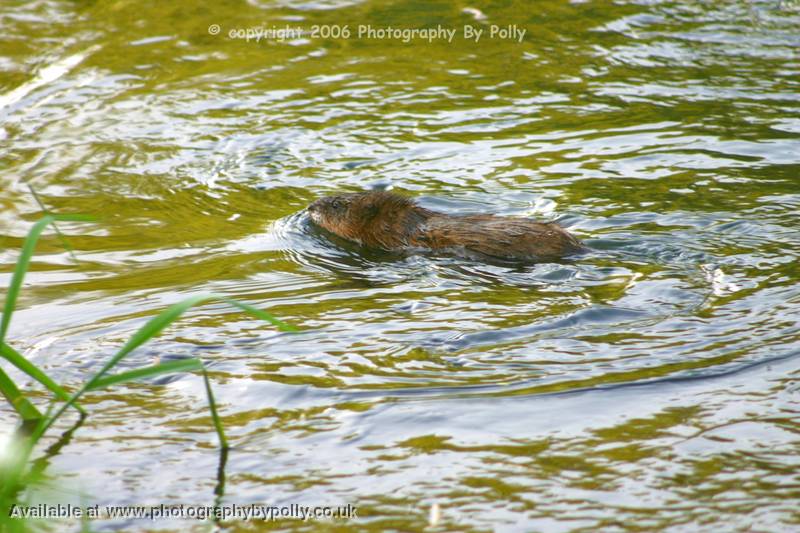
xmin=419 ymin=214 xmax=585 ymax=261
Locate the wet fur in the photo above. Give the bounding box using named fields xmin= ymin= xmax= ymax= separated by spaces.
xmin=308 ymin=191 xmax=585 ymax=262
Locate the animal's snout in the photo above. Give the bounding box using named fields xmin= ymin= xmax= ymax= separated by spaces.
xmin=307 ymin=199 xmax=324 ymax=223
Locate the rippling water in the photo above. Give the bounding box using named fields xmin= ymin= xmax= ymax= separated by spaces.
xmin=1 ymin=0 xmax=799 ymax=530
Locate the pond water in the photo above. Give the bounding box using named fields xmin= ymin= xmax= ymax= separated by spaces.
xmin=1 ymin=0 xmax=799 ymax=530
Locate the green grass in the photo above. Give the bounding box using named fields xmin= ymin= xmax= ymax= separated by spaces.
xmin=0 ymin=216 xmax=296 ymax=530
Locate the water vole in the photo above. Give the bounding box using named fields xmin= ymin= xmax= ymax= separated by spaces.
xmin=308 ymin=191 xmax=585 ymax=262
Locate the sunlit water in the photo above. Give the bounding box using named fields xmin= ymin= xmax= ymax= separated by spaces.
xmin=1 ymin=0 xmax=799 ymax=530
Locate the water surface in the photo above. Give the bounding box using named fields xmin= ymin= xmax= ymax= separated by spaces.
xmin=1 ymin=0 xmax=799 ymax=530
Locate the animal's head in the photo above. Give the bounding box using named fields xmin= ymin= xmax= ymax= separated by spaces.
xmin=307 ymin=191 xmax=417 ymax=246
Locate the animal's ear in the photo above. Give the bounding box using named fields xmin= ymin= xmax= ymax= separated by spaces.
xmin=360 ymin=196 xmax=382 ymax=221
xmin=363 ymin=203 xmax=380 ymax=221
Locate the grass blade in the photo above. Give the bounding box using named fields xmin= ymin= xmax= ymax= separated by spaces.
xmin=84 ymin=293 xmax=296 ymax=391
xmin=0 ymin=342 xmax=85 ymax=414
xmin=25 ymin=181 xmax=77 ymax=261
xmin=0 ymin=414 xmax=48 ymax=509
xmin=220 ymin=297 xmax=297 ymax=332
xmin=85 ymin=294 xmax=213 ymax=388
xmin=86 ymin=360 xmax=229 ymax=449
xmin=202 ymin=369 xmax=227 ymax=449
xmin=0 ymin=367 xmax=42 ymax=422
xmin=87 ymin=358 xmax=204 ymax=390
xmin=0 ymin=214 xmax=94 ymax=344
xmin=35 ymin=293 xmax=296 ymax=439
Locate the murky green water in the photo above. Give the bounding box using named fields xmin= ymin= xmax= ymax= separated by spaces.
xmin=2 ymin=0 xmax=800 ymax=530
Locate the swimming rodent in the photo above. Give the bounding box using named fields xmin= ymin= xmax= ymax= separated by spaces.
xmin=307 ymin=191 xmax=586 ymax=262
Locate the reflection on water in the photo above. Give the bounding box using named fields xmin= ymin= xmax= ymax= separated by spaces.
xmin=1 ymin=0 xmax=799 ymax=530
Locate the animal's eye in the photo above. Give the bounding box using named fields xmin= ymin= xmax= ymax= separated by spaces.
xmin=332 ymin=200 xmax=344 ymax=210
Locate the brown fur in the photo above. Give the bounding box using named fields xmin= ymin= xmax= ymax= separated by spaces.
xmin=308 ymin=191 xmax=585 ymax=262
